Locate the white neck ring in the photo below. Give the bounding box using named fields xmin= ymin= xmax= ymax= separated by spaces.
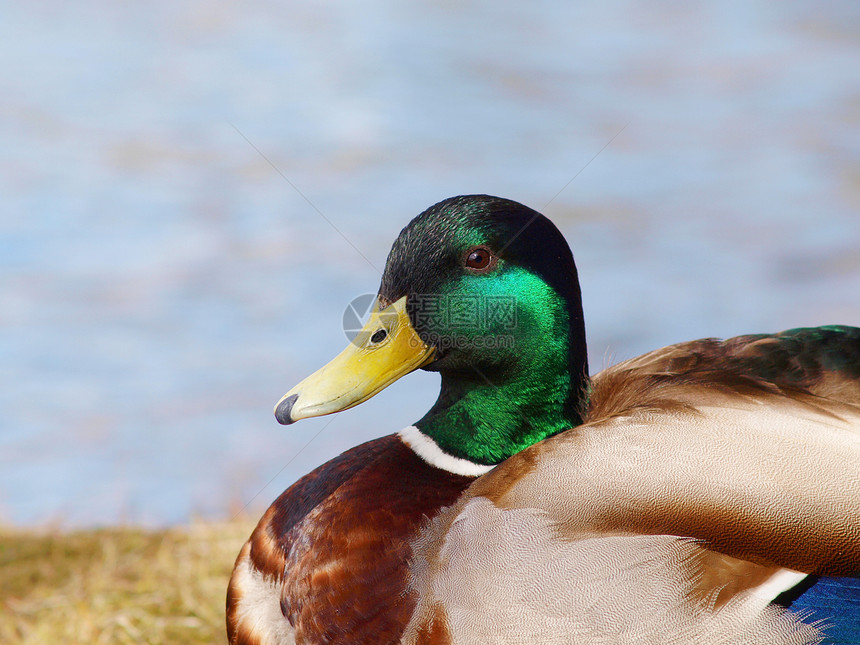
xmin=398 ymin=426 xmax=496 ymax=477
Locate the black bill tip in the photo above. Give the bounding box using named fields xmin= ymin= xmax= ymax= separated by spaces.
xmin=275 ymin=393 xmax=299 ymax=425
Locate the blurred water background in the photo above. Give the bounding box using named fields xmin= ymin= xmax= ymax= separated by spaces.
xmin=1 ymin=0 xmax=859 ymax=526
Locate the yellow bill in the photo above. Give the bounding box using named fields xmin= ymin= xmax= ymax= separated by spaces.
xmin=274 ymin=295 xmax=435 ymax=425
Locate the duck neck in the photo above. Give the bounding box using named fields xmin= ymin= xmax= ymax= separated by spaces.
xmin=415 ymin=309 xmax=588 ymax=466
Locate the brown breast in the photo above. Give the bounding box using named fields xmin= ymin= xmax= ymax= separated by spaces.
xmin=228 ymin=434 xmax=474 ymax=645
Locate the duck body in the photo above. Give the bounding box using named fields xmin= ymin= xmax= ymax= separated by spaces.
xmin=227 ymin=196 xmax=860 ymax=644
xmin=405 ymin=326 xmax=860 ymax=644
xmin=227 ymin=434 xmax=475 ymax=644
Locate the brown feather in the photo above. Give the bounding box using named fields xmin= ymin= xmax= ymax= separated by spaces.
xmin=690 ymin=550 xmax=786 ymax=609
xmin=227 ymin=434 xmax=473 ymax=645
xmin=411 ymin=604 xmax=452 ymax=645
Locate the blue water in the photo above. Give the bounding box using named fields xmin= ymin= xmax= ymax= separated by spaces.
xmin=1 ymin=0 xmax=858 ymax=526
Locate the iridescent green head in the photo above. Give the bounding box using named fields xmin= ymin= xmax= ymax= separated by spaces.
xmin=275 ymin=195 xmax=589 ymax=465
xmin=379 ymin=195 xmax=588 ymax=463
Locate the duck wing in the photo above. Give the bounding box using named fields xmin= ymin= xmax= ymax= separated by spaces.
xmin=403 ymin=327 xmax=860 ymax=644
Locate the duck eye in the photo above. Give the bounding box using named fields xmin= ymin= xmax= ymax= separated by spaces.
xmin=464 ymin=246 xmax=495 ymax=272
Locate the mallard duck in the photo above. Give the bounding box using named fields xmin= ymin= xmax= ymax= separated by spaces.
xmin=227 ymin=195 xmax=860 ymax=644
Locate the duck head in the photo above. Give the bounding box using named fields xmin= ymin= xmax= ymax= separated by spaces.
xmin=275 ymin=195 xmax=588 ymax=465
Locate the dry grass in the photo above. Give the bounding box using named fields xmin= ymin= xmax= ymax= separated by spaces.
xmin=0 ymin=517 xmax=257 ymax=645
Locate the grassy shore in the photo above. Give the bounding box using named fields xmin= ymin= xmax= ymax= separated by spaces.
xmin=0 ymin=517 xmax=257 ymax=645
